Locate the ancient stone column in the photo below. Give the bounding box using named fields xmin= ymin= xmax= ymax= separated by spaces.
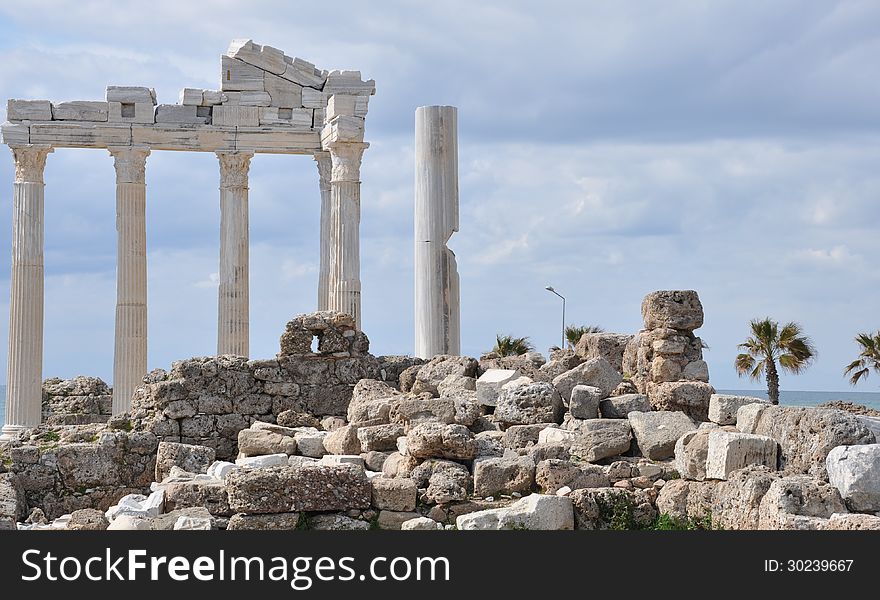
xmin=314 ymin=151 xmax=332 ymax=311
xmin=326 ymin=142 xmax=367 ymax=328
xmin=216 ymin=151 xmax=253 ymax=357
xmin=414 ymin=105 xmax=460 ymax=359
xmin=2 ymin=145 xmax=52 ymax=440
xmin=109 ymin=146 xmax=150 ymax=415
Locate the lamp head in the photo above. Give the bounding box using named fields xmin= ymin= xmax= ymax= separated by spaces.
xmin=545 ymin=286 xmax=554 ymax=292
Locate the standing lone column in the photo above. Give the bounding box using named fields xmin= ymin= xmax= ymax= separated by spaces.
xmin=414 ymin=106 xmax=460 ymax=359
xmin=216 ymin=151 xmax=253 ymax=357
xmin=326 ymin=142 xmax=367 ymax=328
xmin=109 ymin=146 xmax=150 ymax=414
xmin=2 ymin=145 xmax=52 ymax=440
xmin=314 ymin=151 xmax=332 ymax=311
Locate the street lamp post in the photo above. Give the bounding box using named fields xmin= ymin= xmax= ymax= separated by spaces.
xmin=545 ymin=285 xmax=565 ymax=349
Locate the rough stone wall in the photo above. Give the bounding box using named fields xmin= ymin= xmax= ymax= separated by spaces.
xmin=0 ymin=425 xmax=156 ymax=520
xmin=622 ymin=290 xmax=714 ymax=420
xmin=127 ymin=312 xmax=379 ymax=460
xmin=574 ymin=333 xmax=633 ymax=374
xmin=42 ymin=376 xmax=113 ymax=425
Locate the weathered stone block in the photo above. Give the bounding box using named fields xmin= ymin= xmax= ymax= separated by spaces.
xmin=552 ymin=357 xmax=622 ymax=402
xmin=226 ymin=465 xmax=371 ymax=513
xmin=628 ymin=411 xmax=696 ymax=460
xmin=406 ymin=422 xmax=476 ymax=460
xmin=641 ymin=290 xmax=704 ymax=330
xmin=495 ymin=382 xmax=563 ymax=426
xmin=473 ymin=455 xmax=536 ymax=497
xmin=705 ymin=430 xmax=777 ymax=480
xmin=371 ymin=477 xmax=417 ymax=511
xmin=709 ymin=394 xmax=768 ymax=425
xmin=227 ymin=512 xmax=301 ymax=530
xmin=826 ymin=444 xmax=880 ymax=512
xmin=476 ymin=369 xmax=520 ymax=406
xmin=456 ymin=494 xmax=573 ymax=530
xmin=155 ymin=442 xmax=216 ymax=482
xmin=599 ymin=394 xmax=651 ymax=418
xmin=569 ymin=385 xmax=602 ymax=419
xmin=237 ymin=428 xmax=297 ymax=457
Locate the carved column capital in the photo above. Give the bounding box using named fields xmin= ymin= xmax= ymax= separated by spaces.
xmin=328 ymin=142 xmax=368 ymax=182
xmin=11 ymin=145 xmax=53 ymax=184
xmin=313 ymin=151 xmax=332 ymax=191
xmin=217 ymin=151 xmax=254 ymax=189
xmin=108 ymin=146 xmax=151 ymax=184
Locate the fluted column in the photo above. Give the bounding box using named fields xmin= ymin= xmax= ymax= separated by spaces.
xmin=326 ymin=142 xmax=367 ymax=329
xmin=314 ymin=151 xmax=332 ymax=311
xmin=109 ymin=146 xmax=150 ymax=414
xmin=414 ymin=106 xmax=461 ymax=358
xmin=216 ymin=151 xmax=253 ymax=357
xmin=2 ymin=145 xmax=52 ymax=440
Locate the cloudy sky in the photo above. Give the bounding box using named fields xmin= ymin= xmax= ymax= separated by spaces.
xmin=0 ymin=1 xmax=878 ymax=393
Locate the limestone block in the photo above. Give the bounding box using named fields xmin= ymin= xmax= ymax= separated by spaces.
xmin=313 ymin=108 xmax=325 ymax=128
xmin=237 ymin=91 xmax=272 ymax=106
xmin=155 ymin=104 xmax=208 ymax=124
xmin=552 ymin=357 xmax=622 ymax=403
xmin=258 ymin=107 xmax=312 ymax=128
xmin=237 ymin=428 xmax=297 ymax=457
xmin=705 ymin=430 xmax=777 ymax=480
xmin=473 ymin=455 xmax=536 ymax=496
xmin=371 ymin=477 xmax=417 ymax=511
xmin=628 ymin=410 xmax=696 ymax=460
xmin=641 ymin=290 xmax=704 ymax=330
xmin=569 ymin=385 xmax=602 ymax=419
xmin=649 ymin=381 xmax=715 ymax=421
xmin=502 ymin=423 xmax=553 ymax=449
xmin=495 ymin=381 xmax=563 ymax=425
xmin=226 ymin=465 xmax=371 ymax=513
xmin=401 ymin=517 xmax=443 ymax=530
xmin=674 ymin=429 xmax=710 ymax=481
xmin=406 ymin=423 xmax=476 ymax=460
xmin=564 ymin=419 xmax=633 ymax=462
xmin=682 ymin=360 xmax=710 ymax=382
xmin=51 ymin=101 xmax=109 ymax=121
xmin=302 ymin=87 xmax=327 ymax=108
xmin=7 ymin=99 xmax=53 ymax=121
xmin=1 ymin=122 xmax=29 ymax=145
xmin=534 ymin=459 xmax=609 ymax=494
xmin=757 ymin=475 xmax=846 ymax=530
xmin=709 ymin=395 xmax=769 ymax=425
xmin=824 ymin=513 xmax=880 ymax=530
xmin=206 ymin=461 xmax=239 ymax=480
xmin=574 ymin=332 xmax=632 ymax=373
xmin=156 ymin=441 xmax=216 ymax=481
xmin=227 ymin=39 xmax=287 ymax=75
xmin=280 ymin=57 xmax=327 ymax=88
xmin=826 ymin=444 xmax=880 ymax=512
xmin=173 ymin=515 xmax=213 ymax=530
xmin=179 ymin=88 xmax=204 ymax=105
xmin=324 ymin=70 xmax=376 ymax=96
xmin=203 ymin=90 xmax=223 ymax=105
xmin=234 ymin=128 xmax=321 ymax=152
xmin=294 ymin=429 xmax=328 ymax=458
xmin=456 ymin=494 xmax=574 ymax=530
xmin=327 ymin=94 xmax=359 ymax=119
xmin=30 ymin=121 xmax=132 ymax=147
xmin=599 ymin=393 xmax=651 ymax=418
xmin=265 ymin=73 xmax=302 ymax=108
xmin=736 ymin=402 xmax=769 ymax=433
xmin=227 ymin=512 xmax=301 ymax=530
xmin=107 ymin=101 xmax=155 ymax=124
xmin=212 ymin=105 xmax=259 ymax=127
xmin=221 ymin=56 xmax=266 ymax=91
xmin=106 ymin=86 xmax=156 ymax=104
xmin=476 ymin=369 xmax=520 ymax=406
xmin=357 ymin=424 xmax=405 ymax=452
xmin=235 ymin=454 xmax=288 ymax=468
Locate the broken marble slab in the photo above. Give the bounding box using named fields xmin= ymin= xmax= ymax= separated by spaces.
xmin=221 ymin=56 xmax=265 ymax=92
xmin=212 ymin=105 xmax=260 ymax=127
xmin=51 ymin=101 xmax=109 ymax=122
xmin=7 ymin=99 xmax=52 ymax=121
xmin=106 ymin=86 xmax=156 ymax=105
xmin=323 ymin=70 xmax=376 ymax=96
xmin=301 ymin=88 xmax=327 ymax=108
xmin=227 ymin=39 xmax=287 ymax=75
xmin=265 ymin=73 xmax=302 ymax=108
xmin=155 ymin=104 xmax=208 ymax=124
xmin=179 ymin=88 xmax=204 ymax=106
xmin=280 ymin=56 xmax=327 ymax=89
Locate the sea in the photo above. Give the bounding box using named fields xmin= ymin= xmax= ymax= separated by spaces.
xmin=0 ymin=384 xmax=878 ymax=426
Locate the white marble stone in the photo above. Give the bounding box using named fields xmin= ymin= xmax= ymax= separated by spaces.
xmin=51 ymin=101 xmax=109 ymax=121
xmin=108 ymin=101 xmax=155 ymax=124
xmin=476 ymin=369 xmax=520 ymax=406
xmin=227 ymin=39 xmax=287 ymax=75
xmin=705 ymin=430 xmax=777 ymax=480
xmin=30 ymin=122 xmax=133 ymax=146
xmin=314 ymin=152 xmax=332 ymax=310
xmin=265 ymin=73 xmax=302 ymax=108
xmin=7 ymin=99 xmax=53 ymax=121
xmin=206 ymin=460 xmax=239 ymax=480
xmin=179 ymin=88 xmax=204 ymax=106
xmin=302 ymin=88 xmax=327 ymax=108
xmin=709 ymin=394 xmax=768 ymax=425
xmin=236 ymin=91 xmax=272 ymax=107
xmin=202 ymin=90 xmax=223 ymax=106
xmin=414 ymin=105 xmax=460 ymax=358
xmin=155 ymin=104 xmax=208 ymax=124
xmin=324 ymin=70 xmax=376 ymax=96
xmin=258 ymin=107 xmax=312 ymax=128
xmin=280 ymin=57 xmax=327 ymax=88
xmin=221 ymin=56 xmax=265 ymax=92
xmin=173 ymin=515 xmax=213 ymax=530
xmin=1 ymin=122 xmax=29 ymax=145
xmin=106 ymin=86 xmax=156 ymax=104
xmin=235 ymin=453 xmax=288 ymax=468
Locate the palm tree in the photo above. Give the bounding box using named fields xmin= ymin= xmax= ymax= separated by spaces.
xmin=844 ymin=331 xmax=880 ymax=386
xmin=565 ymin=325 xmax=604 ymax=348
xmin=735 ymin=318 xmax=816 ymax=404
xmin=492 ymin=334 xmax=533 ymax=357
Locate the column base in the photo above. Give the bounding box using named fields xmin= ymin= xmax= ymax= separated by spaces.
xmin=0 ymin=423 xmax=28 ymax=441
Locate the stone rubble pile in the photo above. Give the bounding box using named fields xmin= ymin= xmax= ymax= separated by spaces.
xmin=2 ymin=293 xmax=879 ymax=531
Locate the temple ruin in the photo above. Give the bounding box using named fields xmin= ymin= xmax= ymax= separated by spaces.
xmin=0 ymin=39 xmax=375 ymax=438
